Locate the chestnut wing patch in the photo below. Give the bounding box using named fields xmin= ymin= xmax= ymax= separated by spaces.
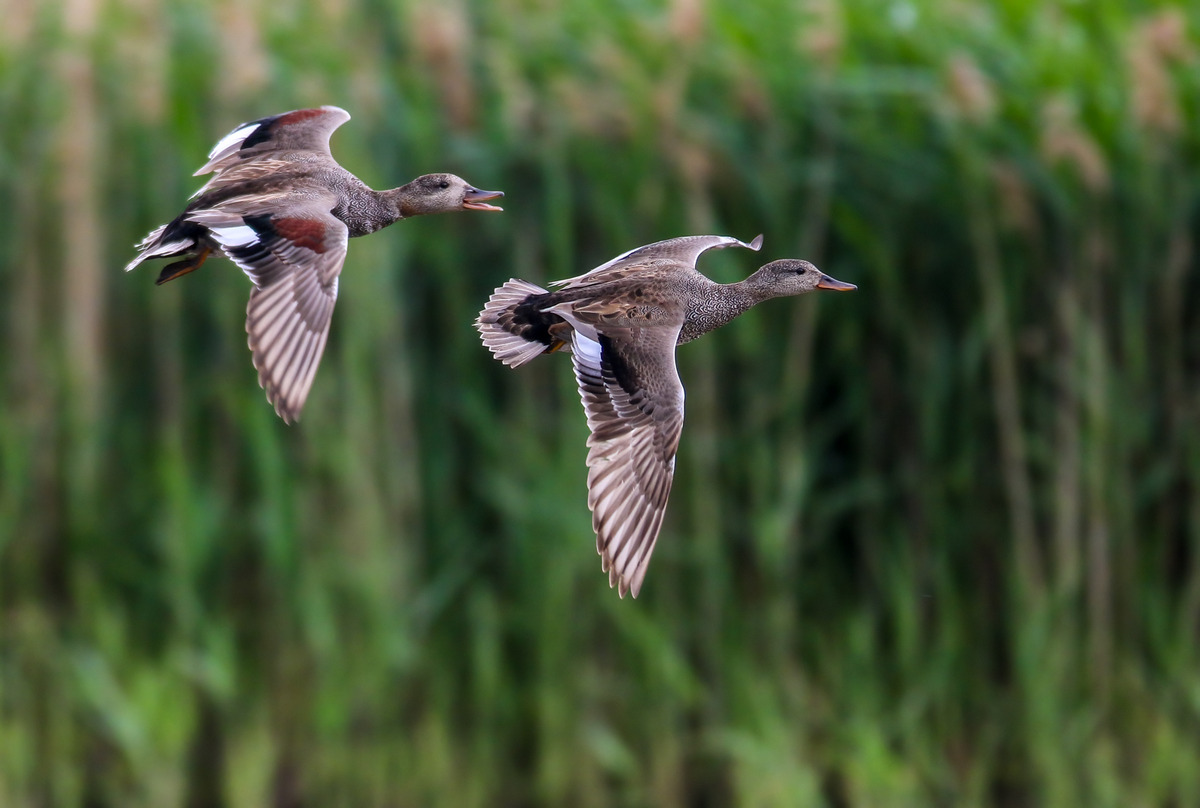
xmin=185 ymin=202 xmax=349 ymax=423
xmin=241 ymin=108 xmax=330 ymax=149
xmin=239 ymin=210 xmax=348 ymax=422
xmin=271 ymin=217 xmax=331 ymax=254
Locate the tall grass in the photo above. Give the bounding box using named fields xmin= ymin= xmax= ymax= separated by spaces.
xmin=1 ymin=0 xmax=1199 ymax=805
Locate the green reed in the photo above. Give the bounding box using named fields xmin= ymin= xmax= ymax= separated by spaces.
xmin=1 ymin=0 xmax=1198 ymax=805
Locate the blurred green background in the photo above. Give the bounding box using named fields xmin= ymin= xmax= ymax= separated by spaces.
xmin=2 ymin=0 xmax=1200 ymax=805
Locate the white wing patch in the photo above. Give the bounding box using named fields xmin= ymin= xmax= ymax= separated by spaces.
xmin=192 ymin=123 xmax=260 ymax=176
xmin=208 ymin=122 xmax=258 ymax=160
xmin=574 ymin=332 xmax=602 ymax=368
xmin=206 ymin=223 xmax=259 ymax=249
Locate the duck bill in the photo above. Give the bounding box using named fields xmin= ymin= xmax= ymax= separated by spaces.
xmin=462 ymin=187 xmax=504 ymax=212
xmin=816 ymin=274 xmax=856 ymax=291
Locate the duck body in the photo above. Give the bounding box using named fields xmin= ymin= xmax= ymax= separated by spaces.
xmin=127 ymin=106 xmax=503 ymax=423
xmin=138 ymin=161 xmax=397 ymax=285
xmin=480 ymin=236 xmax=765 ymax=367
xmin=477 ymin=235 xmax=855 ymax=598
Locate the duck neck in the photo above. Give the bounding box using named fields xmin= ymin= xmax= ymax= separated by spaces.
xmin=679 ymin=279 xmax=761 ymax=345
xmin=333 ymin=185 xmax=403 ymax=237
xmin=383 ymin=180 xmax=452 ymax=221
xmin=376 ymin=185 xmax=416 ymax=221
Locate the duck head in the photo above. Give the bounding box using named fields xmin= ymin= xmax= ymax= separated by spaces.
xmin=399 ymin=173 xmax=504 ymax=216
xmin=745 ymin=259 xmax=856 ymax=298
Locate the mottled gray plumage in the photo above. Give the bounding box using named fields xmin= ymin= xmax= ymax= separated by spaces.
xmin=128 ymin=105 xmax=503 ymax=423
xmin=476 ymin=235 xmax=856 ymax=598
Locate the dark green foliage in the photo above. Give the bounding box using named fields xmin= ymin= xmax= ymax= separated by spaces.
xmin=2 ymin=0 xmax=1199 ymax=804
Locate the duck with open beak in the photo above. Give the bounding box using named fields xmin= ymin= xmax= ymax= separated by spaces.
xmin=462 ymin=186 xmax=504 ymax=212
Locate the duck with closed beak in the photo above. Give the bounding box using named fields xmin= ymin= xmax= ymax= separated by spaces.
xmin=477 ymin=234 xmax=855 ymax=598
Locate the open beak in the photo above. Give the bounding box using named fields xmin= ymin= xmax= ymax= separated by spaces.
xmin=462 ymin=187 xmax=504 ymax=212
xmin=816 ymin=273 xmax=856 ymax=291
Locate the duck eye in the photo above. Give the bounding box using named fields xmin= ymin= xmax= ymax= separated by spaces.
xmin=795 ymin=267 xmax=806 ymax=274
xmin=438 ymin=181 xmax=450 ymax=189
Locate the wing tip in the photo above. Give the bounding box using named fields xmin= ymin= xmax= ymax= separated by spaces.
xmin=320 ymin=105 xmax=351 ymax=121
xmin=246 ymin=298 xmax=321 ymax=427
xmin=274 ymin=401 xmax=299 ymax=425
xmin=601 ymin=558 xmax=640 ymax=600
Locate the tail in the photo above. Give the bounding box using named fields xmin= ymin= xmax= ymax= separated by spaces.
xmin=476 ymin=279 xmax=563 ymax=368
xmin=124 ymin=217 xmax=200 ymax=273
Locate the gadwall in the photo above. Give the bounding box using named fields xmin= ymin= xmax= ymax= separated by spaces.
xmin=127 ymin=105 xmax=503 ymax=423
xmin=476 ymin=235 xmax=855 ymax=598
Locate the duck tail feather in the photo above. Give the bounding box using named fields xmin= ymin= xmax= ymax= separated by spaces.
xmin=125 ymin=223 xmax=195 ymax=272
xmin=476 ymin=278 xmax=561 ymax=368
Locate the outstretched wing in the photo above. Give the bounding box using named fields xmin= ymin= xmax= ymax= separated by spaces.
xmin=186 ymin=195 xmax=348 ymax=423
xmin=551 ymin=234 xmax=763 ymax=289
xmin=193 ymin=106 xmax=352 ymax=177
xmin=570 ymin=324 xmax=686 ymax=599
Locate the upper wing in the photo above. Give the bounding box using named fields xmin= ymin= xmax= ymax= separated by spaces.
xmin=551 ymin=234 xmax=763 ymax=289
xmin=186 ymin=196 xmax=348 ymax=423
xmin=193 ymin=106 xmax=351 ymax=176
xmin=189 ymin=158 xmax=300 ymax=200
xmin=570 ymin=323 xmax=686 ymax=598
